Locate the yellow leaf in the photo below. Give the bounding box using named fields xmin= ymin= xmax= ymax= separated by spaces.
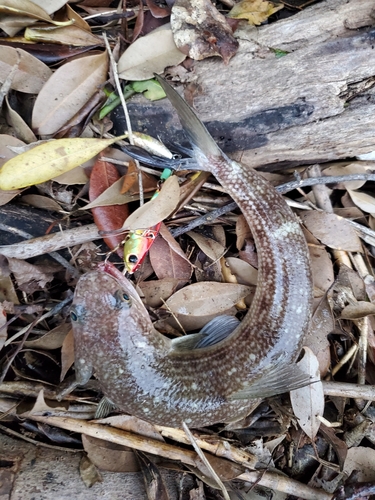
xmin=228 ymin=0 xmax=283 ymax=25
xmin=0 ymin=136 xmax=127 ymax=191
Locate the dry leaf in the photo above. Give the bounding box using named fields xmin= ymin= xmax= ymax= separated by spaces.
xmin=225 ymin=257 xmax=258 ymax=286
xmin=8 ymin=258 xmax=55 ymax=291
xmin=139 ymin=278 xmax=181 ymax=308
xmin=343 ymin=447 xmax=375 ymax=481
xmin=149 ymin=234 xmax=192 ymax=281
xmin=32 ymin=51 xmax=108 ymax=135
xmin=301 ymin=212 xmax=362 ymax=253
xmin=165 ymin=281 xmax=251 ymax=316
xmin=0 ymin=302 xmax=7 ymax=351
xmin=82 ymin=434 xmax=140 ymax=473
xmin=25 ymin=25 xmax=103 ymax=47
xmin=228 ymin=0 xmax=283 ymax=25
xmin=187 ymin=231 xmax=226 ymax=261
xmin=323 ymin=162 xmax=368 ymax=190
xmin=348 ymin=189 xmax=375 ymax=216
xmin=19 ymin=194 xmax=63 ymax=212
xmin=118 ymin=25 xmax=186 ymax=81
xmin=0 ymin=46 xmax=52 ymax=93
xmin=60 ymin=328 xmax=74 ymax=381
xmin=24 ymin=323 xmax=71 ymax=350
xmin=290 ymin=347 xmax=324 ymax=440
xmin=0 ymin=135 xmax=126 ymax=190
xmin=171 ymin=0 xmax=238 ymax=63
xmin=340 ymin=301 xmax=375 ymax=320
xmin=304 ymin=296 xmax=332 ymax=377
xmin=123 ymin=176 xmax=180 ymax=230
xmin=4 ymin=95 xmax=37 ymax=143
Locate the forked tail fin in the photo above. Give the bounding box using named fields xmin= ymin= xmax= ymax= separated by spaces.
xmin=154 ymin=74 xmax=223 ymax=161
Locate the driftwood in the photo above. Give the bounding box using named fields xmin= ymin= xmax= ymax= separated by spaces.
xmin=113 ymin=0 xmax=375 ymax=171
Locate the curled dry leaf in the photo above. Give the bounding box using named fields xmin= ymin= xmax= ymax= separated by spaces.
xmin=118 ymin=25 xmax=186 ymax=81
xmin=25 ymin=25 xmax=104 ymax=47
xmin=123 ymin=175 xmax=180 ymax=230
xmin=4 ymin=95 xmax=37 ymax=143
xmin=165 ymin=281 xmax=251 ymax=316
xmin=340 ymin=301 xmax=375 ymax=320
xmin=171 ymin=0 xmax=239 ymax=63
xmin=0 ymin=134 xmax=24 ymax=205
xmin=32 ymin=51 xmax=108 ymax=136
xmin=290 ymin=347 xmax=324 ymax=440
xmin=0 ymin=135 xmax=126 ymax=191
xmin=0 ymin=46 xmax=52 ymax=93
xmin=300 ymin=211 xmax=362 ymax=253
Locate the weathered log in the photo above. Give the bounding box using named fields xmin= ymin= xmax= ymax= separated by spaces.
xmin=113 ymin=0 xmax=375 ymax=170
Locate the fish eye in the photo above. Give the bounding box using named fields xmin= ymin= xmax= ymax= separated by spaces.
xmin=113 ymin=290 xmax=132 ymax=309
xmin=71 ymin=311 xmax=78 ymax=321
xmin=128 ymin=254 xmax=138 ymax=264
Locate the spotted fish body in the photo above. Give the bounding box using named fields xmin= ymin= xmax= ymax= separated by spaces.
xmin=71 ymin=78 xmax=313 ymax=427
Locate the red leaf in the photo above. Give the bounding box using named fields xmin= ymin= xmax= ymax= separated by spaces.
xmin=89 ymin=158 xmax=129 ymax=254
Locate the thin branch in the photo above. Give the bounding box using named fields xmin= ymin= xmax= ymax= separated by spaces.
xmin=102 ymin=32 xmax=144 ymax=205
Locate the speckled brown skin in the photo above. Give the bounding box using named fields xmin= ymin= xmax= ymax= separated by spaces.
xmin=71 ymin=80 xmax=313 ymax=428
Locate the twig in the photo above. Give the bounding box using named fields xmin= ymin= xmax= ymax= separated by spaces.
xmin=0 ymin=224 xmax=101 ymax=260
xmin=24 ymin=414 xmax=332 ymax=500
xmin=0 ymin=223 xmax=80 ymax=278
xmin=182 ymin=421 xmax=230 ymax=500
xmin=4 ymin=296 xmax=72 ymax=347
xmin=322 ymin=381 xmax=375 ymax=400
xmin=102 ymin=32 xmax=144 ymax=205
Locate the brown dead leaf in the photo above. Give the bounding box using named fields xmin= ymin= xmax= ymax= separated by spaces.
xmin=228 ymin=0 xmax=283 ymax=25
xmin=32 ymin=51 xmax=108 ymax=136
xmin=82 ymin=434 xmax=140 ymax=473
xmin=304 ymin=295 xmax=332 ymax=377
xmin=4 ymin=95 xmax=37 ymax=143
xmin=123 ymin=176 xmax=180 ymax=230
xmin=171 ymin=0 xmax=238 ymax=63
xmin=19 ymin=194 xmax=63 ymax=212
xmin=348 ymin=189 xmax=375 ymax=216
xmin=150 ymin=224 xmax=192 ymax=281
xmin=139 ymin=278 xmax=181 ymax=308
xmin=24 ymin=323 xmax=71 ymax=350
xmin=60 ymin=328 xmax=74 ymax=382
xmin=225 ymin=257 xmax=258 ymax=286
xmin=323 ymin=162 xmax=368 ymax=190
xmin=165 ymin=281 xmax=251 ymax=316
xmin=301 ymin=211 xmax=362 ymax=253
xmin=343 ymin=447 xmax=375 ymax=481
xmin=290 ymin=347 xmax=324 ymax=440
xmin=79 ymin=455 xmax=103 ymax=488
xmin=25 ymin=25 xmax=104 ymax=47
xmin=187 ymin=231 xmax=226 ymax=261
xmin=7 ymin=258 xmax=55 ymax=292
xmin=0 ymin=302 xmax=7 ymax=352
xmin=0 ymin=46 xmax=52 ymax=93
xmin=340 ymin=301 xmax=375 ymax=320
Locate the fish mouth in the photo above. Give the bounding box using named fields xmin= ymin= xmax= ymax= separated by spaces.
xmin=98 ymin=261 xmax=143 ymax=304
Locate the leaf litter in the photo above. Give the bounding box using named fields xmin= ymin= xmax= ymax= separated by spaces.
xmin=1 ymin=1 xmax=375 ymax=498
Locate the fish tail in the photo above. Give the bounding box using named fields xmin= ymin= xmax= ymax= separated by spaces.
xmin=155 ymin=75 xmax=224 ymax=165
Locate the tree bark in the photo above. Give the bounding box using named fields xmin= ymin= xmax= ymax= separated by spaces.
xmin=113 ymin=0 xmax=375 ymax=170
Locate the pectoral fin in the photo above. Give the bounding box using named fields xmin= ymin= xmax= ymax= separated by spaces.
xmin=229 ymin=364 xmax=314 ymax=400
xmin=154 ymin=74 xmax=224 ymax=161
xmin=171 ymin=315 xmax=239 ymax=351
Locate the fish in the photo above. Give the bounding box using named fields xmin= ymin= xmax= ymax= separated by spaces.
xmin=70 ymin=76 xmax=313 ymax=428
